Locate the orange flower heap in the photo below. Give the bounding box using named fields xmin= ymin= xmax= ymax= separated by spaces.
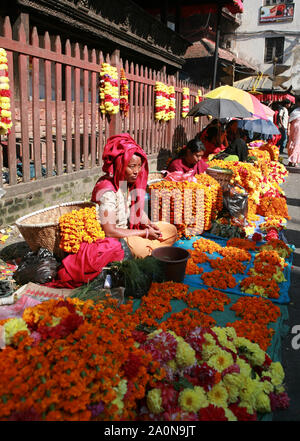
xmin=201 ymin=269 xmax=237 ymax=290
xmin=227 ymin=296 xmax=281 ymax=350
xmin=257 ymin=196 xmax=290 ymax=220
xmin=209 ymin=256 xmax=246 ymax=274
xmin=240 ymin=275 xmax=280 ymax=299
xmin=192 ymin=237 xmax=222 ymax=254
xmin=226 ymin=237 xmax=257 ymax=252
xmin=186 ymin=287 xmax=230 ymax=313
xmin=0 ymin=297 xmax=165 ymax=421
xmin=59 ymin=207 xmax=105 ymax=254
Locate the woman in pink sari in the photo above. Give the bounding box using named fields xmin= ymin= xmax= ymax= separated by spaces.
xmin=92 ymin=134 xmax=177 ymax=258
xmin=167 ymin=138 xmax=208 ymax=174
xmin=287 ymin=97 xmax=300 ymax=167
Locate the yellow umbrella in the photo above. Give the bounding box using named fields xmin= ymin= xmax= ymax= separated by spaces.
xmin=205 ymin=85 xmax=274 ymax=120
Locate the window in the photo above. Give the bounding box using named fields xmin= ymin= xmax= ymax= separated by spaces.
xmin=264 ymin=37 xmax=285 ymax=64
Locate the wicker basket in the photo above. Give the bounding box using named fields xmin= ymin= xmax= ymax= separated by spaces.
xmin=16 ymin=201 xmax=96 ymax=259
xmin=206 ymin=168 xmax=233 ymax=190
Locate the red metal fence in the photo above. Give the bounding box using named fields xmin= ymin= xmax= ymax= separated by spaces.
xmin=0 ymin=16 xmax=207 ymax=191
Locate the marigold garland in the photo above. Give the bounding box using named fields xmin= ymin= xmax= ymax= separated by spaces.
xmin=99 ymin=63 xmax=119 ymax=115
xmin=181 ymin=87 xmax=190 ymax=118
xmin=59 ymin=207 xmax=105 ymax=254
xmin=120 ymin=68 xmax=129 ymax=117
xmin=193 ymin=89 xmax=202 ymax=123
xmin=0 ymin=48 xmax=12 ymax=135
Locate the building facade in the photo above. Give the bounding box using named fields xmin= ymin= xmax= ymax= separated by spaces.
xmin=228 ymin=0 xmax=300 ymax=94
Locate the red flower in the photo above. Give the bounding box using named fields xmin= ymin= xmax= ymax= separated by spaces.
xmin=190 ymin=363 xmax=218 ymax=391
xmin=222 ymin=363 xmax=240 ymax=378
xmin=269 ymin=392 xmax=290 ymax=411
xmin=122 ymin=353 xmax=143 ymax=380
xmin=229 ymin=403 xmax=257 ymax=421
xmin=252 ymin=232 xmax=263 ymax=242
xmin=198 ymin=404 xmax=227 ymax=421
xmin=9 ymin=407 xmax=41 ymax=421
xmin=161 ymin=386 xmax=179 ymax=412
xmin=141 ymin=332 xmax=177 ymax=363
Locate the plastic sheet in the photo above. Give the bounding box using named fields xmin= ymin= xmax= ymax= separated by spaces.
xmin=13 ymin=248 xmax=59 ymax=285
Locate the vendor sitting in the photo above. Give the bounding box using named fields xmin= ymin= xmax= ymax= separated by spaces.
xmin=91 ymin=134 xmax=178 ymax=259
xmin=201 ymin=126 xmax=227 ymax=160
xmin=167 ymin=138 xmax=208 ymax=174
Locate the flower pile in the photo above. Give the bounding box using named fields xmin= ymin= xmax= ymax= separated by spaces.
xmin=227 ymin=296 xmax=281 ymax=350
xmin=59 ymin=207 xmax=105 ymax=254
xmin=138 ymin=326 xmax=289 ymax=421
xmin=257 ymin=196 xmax=290 ymax=221
xmin=99 ymin=63 xmax=119 ymax=115
xmin=0 ymin=278 xmax=290 ymax=421
xmin=248 ymin=250 xmax=287 ymax=284
xmin=148 ymin=175 xmax=222 ymax=238
xmin=0 ymin=48 xmax=12 ymax=136
xmin=119 ymin=68 xmax=129 ymax=117
xmin=181 ymin=87 xmax=190 ymax=118
xmin=201 ymin=270 xmax=237 ymax=290
xmin=0 ymin=297 xmax=165 ymax=421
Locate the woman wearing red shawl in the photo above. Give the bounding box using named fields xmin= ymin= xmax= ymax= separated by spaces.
xmin=202 ymin=126 xmax=226 ymax=160
xmin=167 ymin=138 xmax=208 ymax=174
xmin=91 ymin=134 xmax=177 ymax=258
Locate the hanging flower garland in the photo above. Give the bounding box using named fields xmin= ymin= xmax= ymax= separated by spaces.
xmin=154 ymin=81 xmax=170 ymax=121
xmin=181 ymin=87 xmax=190 ymax=118
xmin=194 ymin=89 xmax=202 ymax=123
xmin=120 ymin=68 xmax=129 ymax=117
xmin=168 ymin=85 xmax=176 ymax=120
xmin=99 ymin=62 xmax=119 ymax=115
xmin=0 ymin=48 xmax=12 ymax=136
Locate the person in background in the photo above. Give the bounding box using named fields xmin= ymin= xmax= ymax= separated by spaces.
xmin=271 ymin=101 xmax=282 ymax=146
xmin=201 ymin=126 xmax=226 ymax=160
xmin=286 ymin=96 xmax=300 ymax=167
xmin=198 ymin=119 xmax=220 ymax=143
xmin=278 ymin=99 xmax=291 ymax=154
xmin=226 ymin=120 xmax=239 ymax=145
xmin=223 ymin=128 xmax=249 ymax=162
xmin=167 ymin=138 xmax=208 ymax=174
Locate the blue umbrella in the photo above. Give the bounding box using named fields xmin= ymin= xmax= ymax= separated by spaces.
xmin=238 ymin=118 xmax=280 ymax=140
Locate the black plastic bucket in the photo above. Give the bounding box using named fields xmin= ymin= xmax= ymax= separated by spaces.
xmin=151 ymin=246 xmax=190 ymax=283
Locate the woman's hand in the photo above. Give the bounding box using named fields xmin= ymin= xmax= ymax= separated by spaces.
xmin=145 ymin=226 xmax=162 ymax=240
xmin=149 ymin=222 xmax=162 ymax=234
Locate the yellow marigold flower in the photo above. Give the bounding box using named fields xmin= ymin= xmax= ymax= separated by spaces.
xmin=239 ymin=378 xmax=259 ymax=408
xmin=175 ymin=340 xmax=196 ymax=368
xmin=235 ymin=337 xmax=265 ymax=366
xmin=264 ymin=361 xmax=285 ymax=387
xmin=147 ymin=388 xmax=163 ymax=414
xmin=255 ymin=392 xmax=271 ymax=413
xmin=207 ymin=383 xmax=228 ymax=408
xmin=238 ymin=400 xmax=254 ymax=415
xmin=4 ymin=318 xmax=29 ymax=345
xmin=207 ymin=349 xmax=234 ymax=372
xmin=166 ymin=359 xmax=177 ymax=371
xmin=262 ymin=380 xmax=274 ymax=394
xmin=178 ymin=387 xmax=208 ymax=412
xmin=111 ymin=397 xmax=124 ymax=415
xmin=223 ymin=372 xmax=244 ymax=390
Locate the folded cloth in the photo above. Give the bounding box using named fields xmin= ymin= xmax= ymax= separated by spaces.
xmin=44 ymin=238 xmax=124 ymax=289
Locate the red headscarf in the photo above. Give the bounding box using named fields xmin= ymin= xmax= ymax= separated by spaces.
xmin=91 ymin=134 xmax=149 ymax=229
